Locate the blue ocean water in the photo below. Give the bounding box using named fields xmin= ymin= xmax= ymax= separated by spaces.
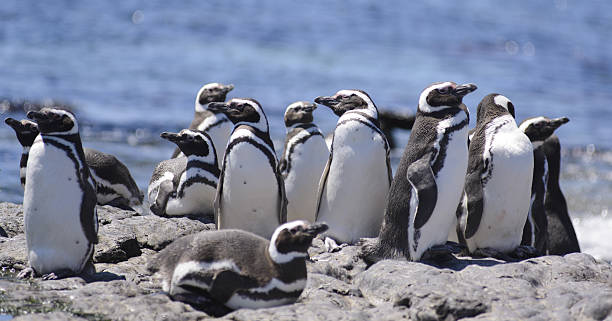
xmin=0 ymin=1 xmax=610 ymax=259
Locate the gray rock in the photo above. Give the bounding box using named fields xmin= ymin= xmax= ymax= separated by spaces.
xmin=0 ymin=202 xmax=611 ymax=321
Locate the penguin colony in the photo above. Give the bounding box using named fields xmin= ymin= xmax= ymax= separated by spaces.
xmin=6 ymin=81 xmax=580 ymax=311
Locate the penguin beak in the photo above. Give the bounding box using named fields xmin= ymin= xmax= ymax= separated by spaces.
xmin=548 ymin=117 xmax=569 ymax=130
xmin=454 ymin=83 xmax=478 ymax=97
xmin=303 ymin=222 xmax=328 ymax=237
xmin=314 ymin=96 xmax=339 ymax=108
xmin=303 ymin=103 xmax=317 ymax=113
xmin=160 ymin=132 xmax=180 ymax=142
xmin=222 ymin=84 xmax=235 ymax=93
xmin=207 ymin=102 xmax=229 ymax=113
xmin=4 ymin=117 xmax=20 ymax=129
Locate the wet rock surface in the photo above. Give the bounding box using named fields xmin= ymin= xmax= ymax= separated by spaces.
xmin=0 ymin=202 xmax=611 ymax=320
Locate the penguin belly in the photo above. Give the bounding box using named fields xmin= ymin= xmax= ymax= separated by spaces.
xmin=197 ymin=115 xmax=232 ymax=166
xmin=166 ymin=177 xmax=217 ymax=216
xmin=318 ymin=126 xmax=388 ymax=243
xmin=467 ymin=128 xmax=533 ymax=253
xmin=410 ymin=128 xmax=468 ymax=260
xmin=285 ymin=137 xmax=328 ymax=223
xmin=219 ymin=142 xmax=280 ymax=239
xmin=24 ymin=142 xmax=92 ymax=275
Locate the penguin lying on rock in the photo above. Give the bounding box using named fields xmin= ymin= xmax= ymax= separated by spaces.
xmin=147 ymin=220 xmax=327 ymax=315
xmin=18 ymin=108 xmax=97 ymax=280
xmin=148 ymin=129 xmax=219 ymax=218
xmin=5 ymin=117 xmax=143 ymax=212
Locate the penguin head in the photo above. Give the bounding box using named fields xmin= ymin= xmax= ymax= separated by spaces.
xmin=160 ymin=129 xmax=216 ymax=160
xmin=519 ymin=116 xmax=569 ymax=146
xmin=283 ymin=101 xmax=317 ymax=127
xmin=26 ymin=108 xmax=79 ymax=135
xmin=476 ymin=93 xmax=516 ymax=122
xmin=268 ymin=220 xmax=328 ymax=264
xmin=5 ymin=118 xmax=40 ymax=147
xmin=195 ymin=82 xmax=235 ymax=112
xmin=418 ymin=82 xmax=477 ymax=113
xmin=315 ymin=89 xmax=378 ymax=117
xmin=208 ymin=98 xmax=269 ymax=132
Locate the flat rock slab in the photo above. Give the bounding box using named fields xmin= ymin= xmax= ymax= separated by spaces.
xmin=0 ymin=202 xmax=611 ymax=320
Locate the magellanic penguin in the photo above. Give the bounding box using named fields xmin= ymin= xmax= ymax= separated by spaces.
xmin=172 ymin=82 xmax=235 ymax=162
xmin=314 ymin=89 xmax=391 ymax=252
xmin=361 ymin=82 xmax=477 ymax=263
xmin=148 ymin=129 xmax=219 ymax=218
xmin=518 ymin=116 xmax=570 ymax=255
xmin=4 ymin=118 xmax=143 ymax=212
xmin=18 ymin=108 xmax=98 ymax=279
xmin=208 ymin=98 xmax=287 ymax=239
xmin=147 ymin=221 xmax=327 ymax=313
xmin=463 ymin=94 xmax=535 ymax=260
xmin=542 ymin=134 xmax=581 ymax=255
xmin=278 ymin=101 xmax=329 ymax=223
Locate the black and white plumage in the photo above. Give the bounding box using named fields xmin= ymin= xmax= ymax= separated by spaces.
xmin=4 ymin=117 xmax=143 ymax=212
xmin=463 ymin=94 xmax=535 ymax=259
xmin=208 ymin=98 xmax=287 ymax=239
xmin=172 ymin=82 xmax=234 ymax=162
xmin=18 ymin=108 xmax=98 ymax=280
xmin=314 ymin=89 xmax=391 ymax=252
xmin=362 ymin=82 xmax=477 ymax=263
xmin=278 ymin=101 xmax=328 ymax=223
xmin=519 ymin=116 xmax=570 ymax=254
xmin=148 ymin=129 xmax=219 ymax=218
xmin=542 ymin=134 xmax=581 ymax=255
xmin=148 ymin=221 xmax=327 ymax=312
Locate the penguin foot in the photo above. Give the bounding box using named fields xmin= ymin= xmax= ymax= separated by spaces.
xmin=42 ymin=269 xmax=75 ymax=280
xmin=17 ymin=267 xmax=36 ymax=279
xmin=471 ymin=247 xmax=514 ymax=261
xmin=420 ymin=243 xmax=460 ymax=264
xmin=324 ymin=237 xmax=347 ymax=253
xmin=509 ymin=245 xmax=539 ymax=260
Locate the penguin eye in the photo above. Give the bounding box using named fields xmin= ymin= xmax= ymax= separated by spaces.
xmin=187 ymin=136 xmax=194 ymax=141
xmin=534 ymin=122 xmax=543 ymax=128
xmin=52 ymin=113 xmax=61 ymax=120
xmin=437 ymin=87 xmax=451 ymax=95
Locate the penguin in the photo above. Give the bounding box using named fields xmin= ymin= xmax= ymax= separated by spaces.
xmin=518 ymin=116 xmax=570 ymax=254
xmin=542 ymin=134 xmax=581 ymax=255
xmin=314 ymin=89 xmax=391 ymax=252
xmin=147 ymin=221 xmax=327 ymax=312
xmin=463 ymin=94 xmax=535 ymax=260
xmin=207 ymin=98 xmax=287 ymax=239
xmin=17 ymin=108 xmax=97 ymax=279
xmin=4 ymin=117 xmax=143 ymax=212
xmin=361 ymin=82 xmax=477 ymax=263
xmin=172 ymin=82 xmax=235 ymax=163
xmin=148 ymin=129 xmax=219 ymax=218
xmin=278 ymin=101 xmax=329 ymax=223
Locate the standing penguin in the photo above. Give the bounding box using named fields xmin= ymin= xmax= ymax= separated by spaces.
xmin=17 ymin=108 xmax=97 ymax=279
xmin=148 ymin=129 xmax=219 ymax=218
xmin=542 ymin=134 xmax=581 ymax=255
xmin=278 ymin=101 xmax=329 ymax=223
xmin=362 ymin=82 xmax=477 ymax=263
xmin=172 ymin=82 xmax=235 ymax=162
xmin=463 ymin=94 xmax=535 ymax=260
xmin=147 ymin=221 xmax=327 ymax=312
xmin=314 ymin=89 xmax=391 ymax=252
xmin=208 ymin=98 xmax=287 ymax=239
xmin=518 ymin=116 xmax=570 ymax=254
xmin=4 ymin=117 xmax=143 ymax=212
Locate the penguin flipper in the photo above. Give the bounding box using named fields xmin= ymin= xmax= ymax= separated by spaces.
xmin=407 ymin=156 xmax=438 ymax=230
xmin=81 ymin=177 xmax=99 ymax=244
xmin=314 ymin=152 xmax=333 ymax=221
xmin=464 ymin=170 xmax=484 ymax=239
xmin=214 ymin=155 xmax=227 ymax=226
xmin=209 ymin=269 xmax=260 ymax=304
xmin=275 ymin=164 xmax=288 ymax=224
xmin=151 ymin=180 xmax=174 ymax=216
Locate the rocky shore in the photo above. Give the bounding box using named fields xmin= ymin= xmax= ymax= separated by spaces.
xmin=0 ymin=202 xmax=611 ymax=320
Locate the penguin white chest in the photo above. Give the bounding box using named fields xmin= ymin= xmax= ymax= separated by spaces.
xmin=284 ymin=134 xmax=329 ymax=222
xmin=198 ymin=115 xmax=232 ymax=164
xmin=219 ymin=138 xmax=279 ymax=238
xmin=166 ymin=170 xmax=217 ymax=216
xmin=24 ymin=141 xmax=91 ymax=274
xmin=469 ymin=117 xmax=534 ymax=252
xmin=410 ymin=125 xmax=469 ymax=260
xmin=317 ymin=121 xmax=389 ymax=243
